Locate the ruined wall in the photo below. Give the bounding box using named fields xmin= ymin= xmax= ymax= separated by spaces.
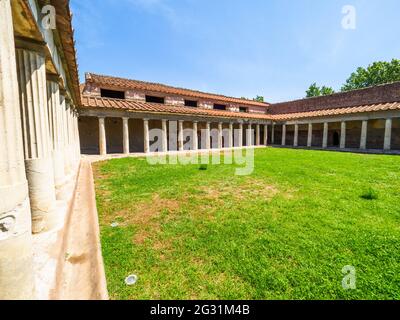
xmin=79 ymin=117 xmax=99 ymax=154
xmin=269 ymin=82 xmax=400 ymax=115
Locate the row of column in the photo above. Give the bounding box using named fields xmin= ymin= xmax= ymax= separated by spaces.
xmin=276 ymin=119 xmax=393 ymax=151
xmin=0 ymin=2 xmax=81 ymax=299
xmin=98 ymin=117 xmax=269 ymax=155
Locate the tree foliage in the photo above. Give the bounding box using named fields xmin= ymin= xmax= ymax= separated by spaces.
xmin=305 ymin=59 xmax=400 ymax=97
xmin=341 ymin=59 xmax=400 ymax=91
xmin=253 ymin=95 xmax=264 ymax=102
xmin=306 ymin=83 xmax=335 ymax=98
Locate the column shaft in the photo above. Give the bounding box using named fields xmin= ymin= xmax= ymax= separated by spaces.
xmin=0 ymin=1 xmax=34 ymax=299
xmin=294 ymin=124 xmax=299 ymax=147
xmin=123 ymin=117 xmax=129 ymax=154
xmin=218 ymin=122 xmax=223 ymax=149
xmin=247 ymin=124 xmax=253 ymax=147
xmin=162 ymin=120 xmax=168 ymax=152
xmin=99 ymin=117 xmax=107 ymax=155
xmin=47 ymin=82 xmax=65 ymax=198
xmin=281 ymin=124 xmax=286 ymax=146
xmin=238 ymin=123 xmax=243 ymax=147
xmin=16 ymin=48 xmax=58 ymax=234
xmin=322 ymin=123 xmax=328 ymax=148
xmin=205 ymin=122 xmax=211 ymax=149
xmin=307 ymin=123 xmax=313 ymax=147
xmin=178 ymin=120 xmax=184 ymax=151
xmin=193 ymin=122 xmax=199 ymax=151
xmin=360 ymin=120 xmax=368 ymax=150
xmin=340 ymin=121 xmax=346 ymax=149
xmin=384 ymin=118 xmax=392 ymax=151
xmin=144 ymin=119 xmax=150 ymax=153
xmin=256 ymin=124 xmax=260 ymax=146
xmin=228 ymin=123 xmax=234 ymax=148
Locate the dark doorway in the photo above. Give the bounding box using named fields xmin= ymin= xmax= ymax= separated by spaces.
xmin=333 ymin=131 xmax=340 ymax=147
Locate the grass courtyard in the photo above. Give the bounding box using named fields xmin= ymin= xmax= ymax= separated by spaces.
xmin=93 ymin=148 xmax=400 ymax=300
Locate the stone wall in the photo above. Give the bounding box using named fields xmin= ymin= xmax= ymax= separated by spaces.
xmin=269 ymin=82 xmax=400 ymax=115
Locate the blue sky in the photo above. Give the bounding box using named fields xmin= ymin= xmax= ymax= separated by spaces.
xmin=70 ymin=0 xmax=400 ymax=103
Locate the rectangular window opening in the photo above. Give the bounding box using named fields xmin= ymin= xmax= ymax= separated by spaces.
xmin=239 ymin=107 xmax=248 ymax=113
xmin=185 ymin=100 xmax=198 ymax=108
xmin=146 ymin=95 xmax=165 ymax=104
xmin=214 ymin=104 xmax=226 ymax=110
xmin=100 ymin=89 xmax=125 ymax=99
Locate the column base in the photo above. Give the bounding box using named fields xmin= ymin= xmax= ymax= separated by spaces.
xmin=25 ymin=157 xmax=58 ymax=234
xmin=0 ymin=198 xmax=35 ymax=300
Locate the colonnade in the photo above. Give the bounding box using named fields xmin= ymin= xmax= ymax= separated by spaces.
xmin=0 ymin=1 xmax=80 ymax=299
xmin=96 ymin=117 xmax=269 ymax=155
xmin=273 ymin=119 xmax=395 ymax=151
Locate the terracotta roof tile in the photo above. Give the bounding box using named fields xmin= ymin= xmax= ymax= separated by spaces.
xmin=272 ymin=102 xmax=400 ymax=121
xmin=85 ymin=73 xmax=269 ymax=108
xmin=81 ymin=95 xmax=273 ymax=120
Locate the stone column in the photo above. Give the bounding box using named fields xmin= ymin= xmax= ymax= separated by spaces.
xmin=271 ymin=123 xmax=275 ymax=144
xmin=228 ymin=123 xmax=234 ymax=148
xmin=162 ymin=119 xmax=168 ymax=152
xmin=360 ymin=120 xmax=368 ymax=150
xmin=238 ymin=123 xmax=243 ymax=147
xmin=144 ymin=119 xmax=150 ymax=153
xmin=218 ymin=122 xmax=223 ymax=149
xmin=178 ymin=120 xmax=184 ymax=151
xmin=307 ymin=123 xmax=313 ymax=147
xmin=264 ymin=124 xmax=268 ymax=146
xmin=60 ymin=96 xmax=71 ymax=176
xmin=16 ymin=48 xmax=58 ymax=234
xmin=47 ymin=81 xmax=65 ymax=198
xmin=0 ymin=0 xmax=34 ymax=299
xmin=322 ymin=122 xmax=328 ymax=148
xmin=384 ymin=118 xmax=392 ymax=151
xmin=122 ymin=117 xmax=129 ymax=154
xmin=247 ymin=124 xmax=253 ymax=147
xmin=72 ymin=109 xmax=81 ymax=167
xmin=256 ymin=124 xmax=261 ymax=146
xmin=340 ymin=121 xmax=346 ymax=149
xmin=281 ymin=124 xmax=286 ymax=146
xmin=205 ymin=122 xmax=211 ymax=149
xmin=294 ymin=124 xmax=299 ymax=147
xmin=98 ymin=117 xmax=107 ymax=155
xmin=192 ymin=121 xmax=199 ymax=151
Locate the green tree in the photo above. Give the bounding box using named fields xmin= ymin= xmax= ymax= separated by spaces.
xmin=253 ymin=95 xmax=264 ymax=102
xmin=341 ymin=59 xmax=400 ymax=91
xmin=320 ymin=86 xmax=335 ymax=96
xmin=306 ymin=83 xmax=335 ymax=97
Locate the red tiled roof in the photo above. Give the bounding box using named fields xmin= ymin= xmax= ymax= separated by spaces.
xmin=85 ymin=73 xmax=269 ymax=108
xmin=81 ymin=95 xmax=273 ymax=120
xmin=81 ymin=96 xmax=400 ymax=122
xmin=272 ymin=102 xmax=400 ymax=121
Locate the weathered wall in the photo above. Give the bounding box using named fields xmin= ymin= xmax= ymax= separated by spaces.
xmin=366 ymin=119 xmax=385 ymax=149
xmin=392 ymin=118 xmax=400 ymax=150
xmin=298 ymin=124 xmax=309 ymax=146
xmin=105 ymin=118 xmax=123 ymax=154
xmin=79 ymin=117 xmax=99 ymax=155
xmin=269 ymin=82 xmax=400 ymax=115
xmin=346 ymin=121 xmax=362 ymax=149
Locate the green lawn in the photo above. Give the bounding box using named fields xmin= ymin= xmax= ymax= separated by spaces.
xmin=93 ymin=148 xmax=400 ymax=300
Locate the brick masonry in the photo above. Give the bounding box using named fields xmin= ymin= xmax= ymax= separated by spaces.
xmin=268 ymin=82 xmax=400 ymax=115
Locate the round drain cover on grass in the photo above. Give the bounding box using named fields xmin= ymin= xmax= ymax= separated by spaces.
xmin=125 ymin=275 xmax=138 ymax=286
